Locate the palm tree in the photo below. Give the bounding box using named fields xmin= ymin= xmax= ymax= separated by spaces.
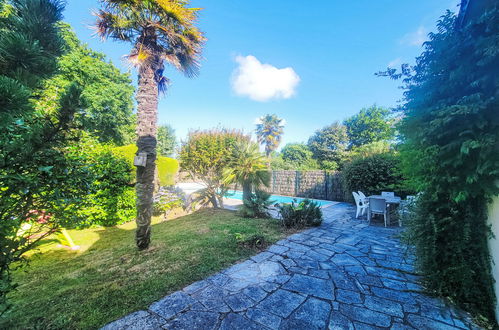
xmin=223 ymin=141 xmax=270 ymax=202
xmin=95 ymin=0 xmax=205 ymax=250
xmin=255 ymin=114 xmax=284 ymax=159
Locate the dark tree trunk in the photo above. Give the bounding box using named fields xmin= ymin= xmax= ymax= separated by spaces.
xmin=135 ymin=59 xmax=159 ymax=250
xmin=242 ymin=180 xmax=252 ymax=202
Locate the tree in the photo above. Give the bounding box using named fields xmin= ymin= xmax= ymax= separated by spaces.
xmin=378 ymin=6 xmax=499 ymax=322
xmin=255 ymin=114 xmax=284 ymax=158
xmin=157 ymin=124 xmax=176 ymax=157
xmin=223 ymin=141 xmax=270 ymax=202
xmin=180 ymin=129 xmax=248 ymax=208
xmin=346 ymin=141 xmax=392 ymax=161
xmin=0 ymin=0 xmax=87 ymax=312
xmin=95 ymin=0 xmax=205 ymax=250
xmin=271 ymin=143 xmax=320 ymax=170
xmin=36 ymin=24 xmax=135 ymax=145
xmin=281 ymin=143 xmax=313 ymax=163
xmin=343 ymin=105 xmax=394 ymax=148
xmin=307 ymin=122 xmax=349 ymax=169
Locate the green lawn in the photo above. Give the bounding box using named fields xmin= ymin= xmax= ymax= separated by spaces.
xmin=1 ymin=209 xmax=289 ymax=329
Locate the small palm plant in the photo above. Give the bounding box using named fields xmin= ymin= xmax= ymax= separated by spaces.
xmin=223 ymin=141 xmax=270 ymax=202
xmin=239 ymin=190 xmax=274 ymax=218
xmin=255 ymin=114 xmax=284 ymax=159
xmin=94 ymin=0 xmax=205 ymax=250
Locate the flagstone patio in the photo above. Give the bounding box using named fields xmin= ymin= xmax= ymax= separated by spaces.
xmin=102 ymin=203 xmax=477 ymax=329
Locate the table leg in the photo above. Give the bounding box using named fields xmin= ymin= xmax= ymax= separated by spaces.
xmin=387 ymin=205 xmax=391 ymax=226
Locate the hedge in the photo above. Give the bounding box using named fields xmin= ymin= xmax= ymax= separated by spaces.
xmin=113 ymin=144 xmax=179 ymax=186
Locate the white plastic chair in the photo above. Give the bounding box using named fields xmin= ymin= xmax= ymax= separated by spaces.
xmin=381 ymin=191 xmax=395 ymax=197
xmin=352 ymin=192 xmax=368 ymax=219
xmin=368 ymin=197 xmax=389 ymax=227
xmin=358 ymin=191 xmax=368 ymax=204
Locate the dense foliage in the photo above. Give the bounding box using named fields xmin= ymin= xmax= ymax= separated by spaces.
xmin=271 ymin=143 xmax=320 ymax=170
xmin=307 ymin=122 xmax=349 ymax=170
xmin=156 ymin=156 xmax=179 ymax=186
xmin=223 ymin=140 xmax=269 ymax=201
xmin=278 ymin=199 xmax=323 ymax=228
xmin=347 ymin=141 xmax=392 ymax=161
xmin=157 ymin=124 xmax=176 ymax=157
xmin=0 ymin=0 xmax=86 ymax=313
xmin=380 ymin=6 xmax=499 ymax=323
xmin=113 ymin=144 xmax=179 ymax=186
xmin=343 ymin=105 xmax=394 ymax=148
xmin=238 ymin=190 xmax=274 ymax=218
xmin=342 ymin=153 xmax=406 ymax=197
xmin=152 ymin=186 xmax=185 ymax=218
xmin=67 ymin=137 xmax=136 ymax=227
xmin=36 ymin=23 xmax=135 ymax=145
xmin=180 ymin=129 xmax=249 ymax=208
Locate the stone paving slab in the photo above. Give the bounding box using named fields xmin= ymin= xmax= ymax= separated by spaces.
xmin=102 ymin=203 xmax=478 ymax=330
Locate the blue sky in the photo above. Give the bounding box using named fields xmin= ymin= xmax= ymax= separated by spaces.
xmin=63 ymin=0 xmax=460 ymax=148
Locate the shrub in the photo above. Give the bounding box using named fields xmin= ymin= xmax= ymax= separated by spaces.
xmin=67 ymin=137 xmax=136 ymax=227
xmin=113 ymin=144 xmax=179 ymax=186
xmin=157 ymin=156 xmax=179 ymax=186
xmin=180 ymin=128 xmax=249 ymax=208
xmin=278 ymin=199 xmax=323 ymax=228
xmin=238 ymin=190 xmax=274 ymax=218
xmin=152 ymin=186 xmax=185 ymax=217
xmin=342 ymin=153 xmax=407 ymax=197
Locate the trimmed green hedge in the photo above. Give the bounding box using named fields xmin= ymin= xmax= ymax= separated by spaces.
xmin=113 ymin=144 xmax=178 ymax=186
xmin=342 ymin=153 xmax=407 ymax=197
xmin=157 ymin=156 xmax=179 ymax=186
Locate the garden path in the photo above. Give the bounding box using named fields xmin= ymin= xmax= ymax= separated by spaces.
xmin=103 ymin=203 xmax=477 ymax=329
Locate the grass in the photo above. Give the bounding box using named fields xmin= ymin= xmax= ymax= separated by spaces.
xmin=1 ymin=209 xmax=289 ymax=329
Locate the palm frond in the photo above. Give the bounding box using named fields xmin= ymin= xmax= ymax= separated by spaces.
xmin=95 ymin=0 xmax=205 ymax=79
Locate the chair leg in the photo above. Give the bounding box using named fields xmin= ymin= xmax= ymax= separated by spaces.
xmin=367 ymin=211 xmax=371 ymax=224
xmin=356 ymin=207 xmax=360 ymax=219
xmin=383 ymin=213 xmax=387 ymax=227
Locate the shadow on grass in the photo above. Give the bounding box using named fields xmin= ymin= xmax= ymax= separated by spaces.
xmin=2 ymin=208 xmax=285 ymax=329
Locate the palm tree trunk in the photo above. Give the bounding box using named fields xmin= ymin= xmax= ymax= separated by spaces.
xmin=135 ymin=61 xmax=159 ymax=250
xmin=242 ymin=180 xmax=252 ymax=202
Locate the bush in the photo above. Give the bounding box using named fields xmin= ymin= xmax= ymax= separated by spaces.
xmin=278 ymin=199 xmax=323 ymax=228
xmin=238 ymin=190 xmax=274 ymax=218
xmin=152 ymin=186 xmax=185 ymax=217
xmin=67 ymin=137 xmax=136 ymax=227
xmin=180 ymin=128 xmax=249 ymax=208
xmin=342 ymin=153 xmax=407 ymax=197
xmin=157 ymin=156 xmax=179 ymax=186
xmin=113 ymin=144 xmax=179 ymax=185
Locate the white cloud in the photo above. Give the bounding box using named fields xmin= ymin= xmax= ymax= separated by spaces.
xmin=231 ymin=55 xmax=300 ymax=102
xmin=400 ymin=26 xmax=428 ymax=47
xmin=387 ymin=58 xmax=403 ymax=68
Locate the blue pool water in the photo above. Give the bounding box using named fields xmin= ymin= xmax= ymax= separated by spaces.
xmin=224 ymin=190 xmax=334 ymax=207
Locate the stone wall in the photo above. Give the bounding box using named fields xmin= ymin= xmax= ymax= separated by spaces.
xmin=261 ymin=170 xmax=347 ymax=202
xmin=178 ymin=170 xmax=349 ymax=202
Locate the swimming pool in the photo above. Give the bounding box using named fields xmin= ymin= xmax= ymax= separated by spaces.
xmin=224 ymin=190 xmax=334 ymax=207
